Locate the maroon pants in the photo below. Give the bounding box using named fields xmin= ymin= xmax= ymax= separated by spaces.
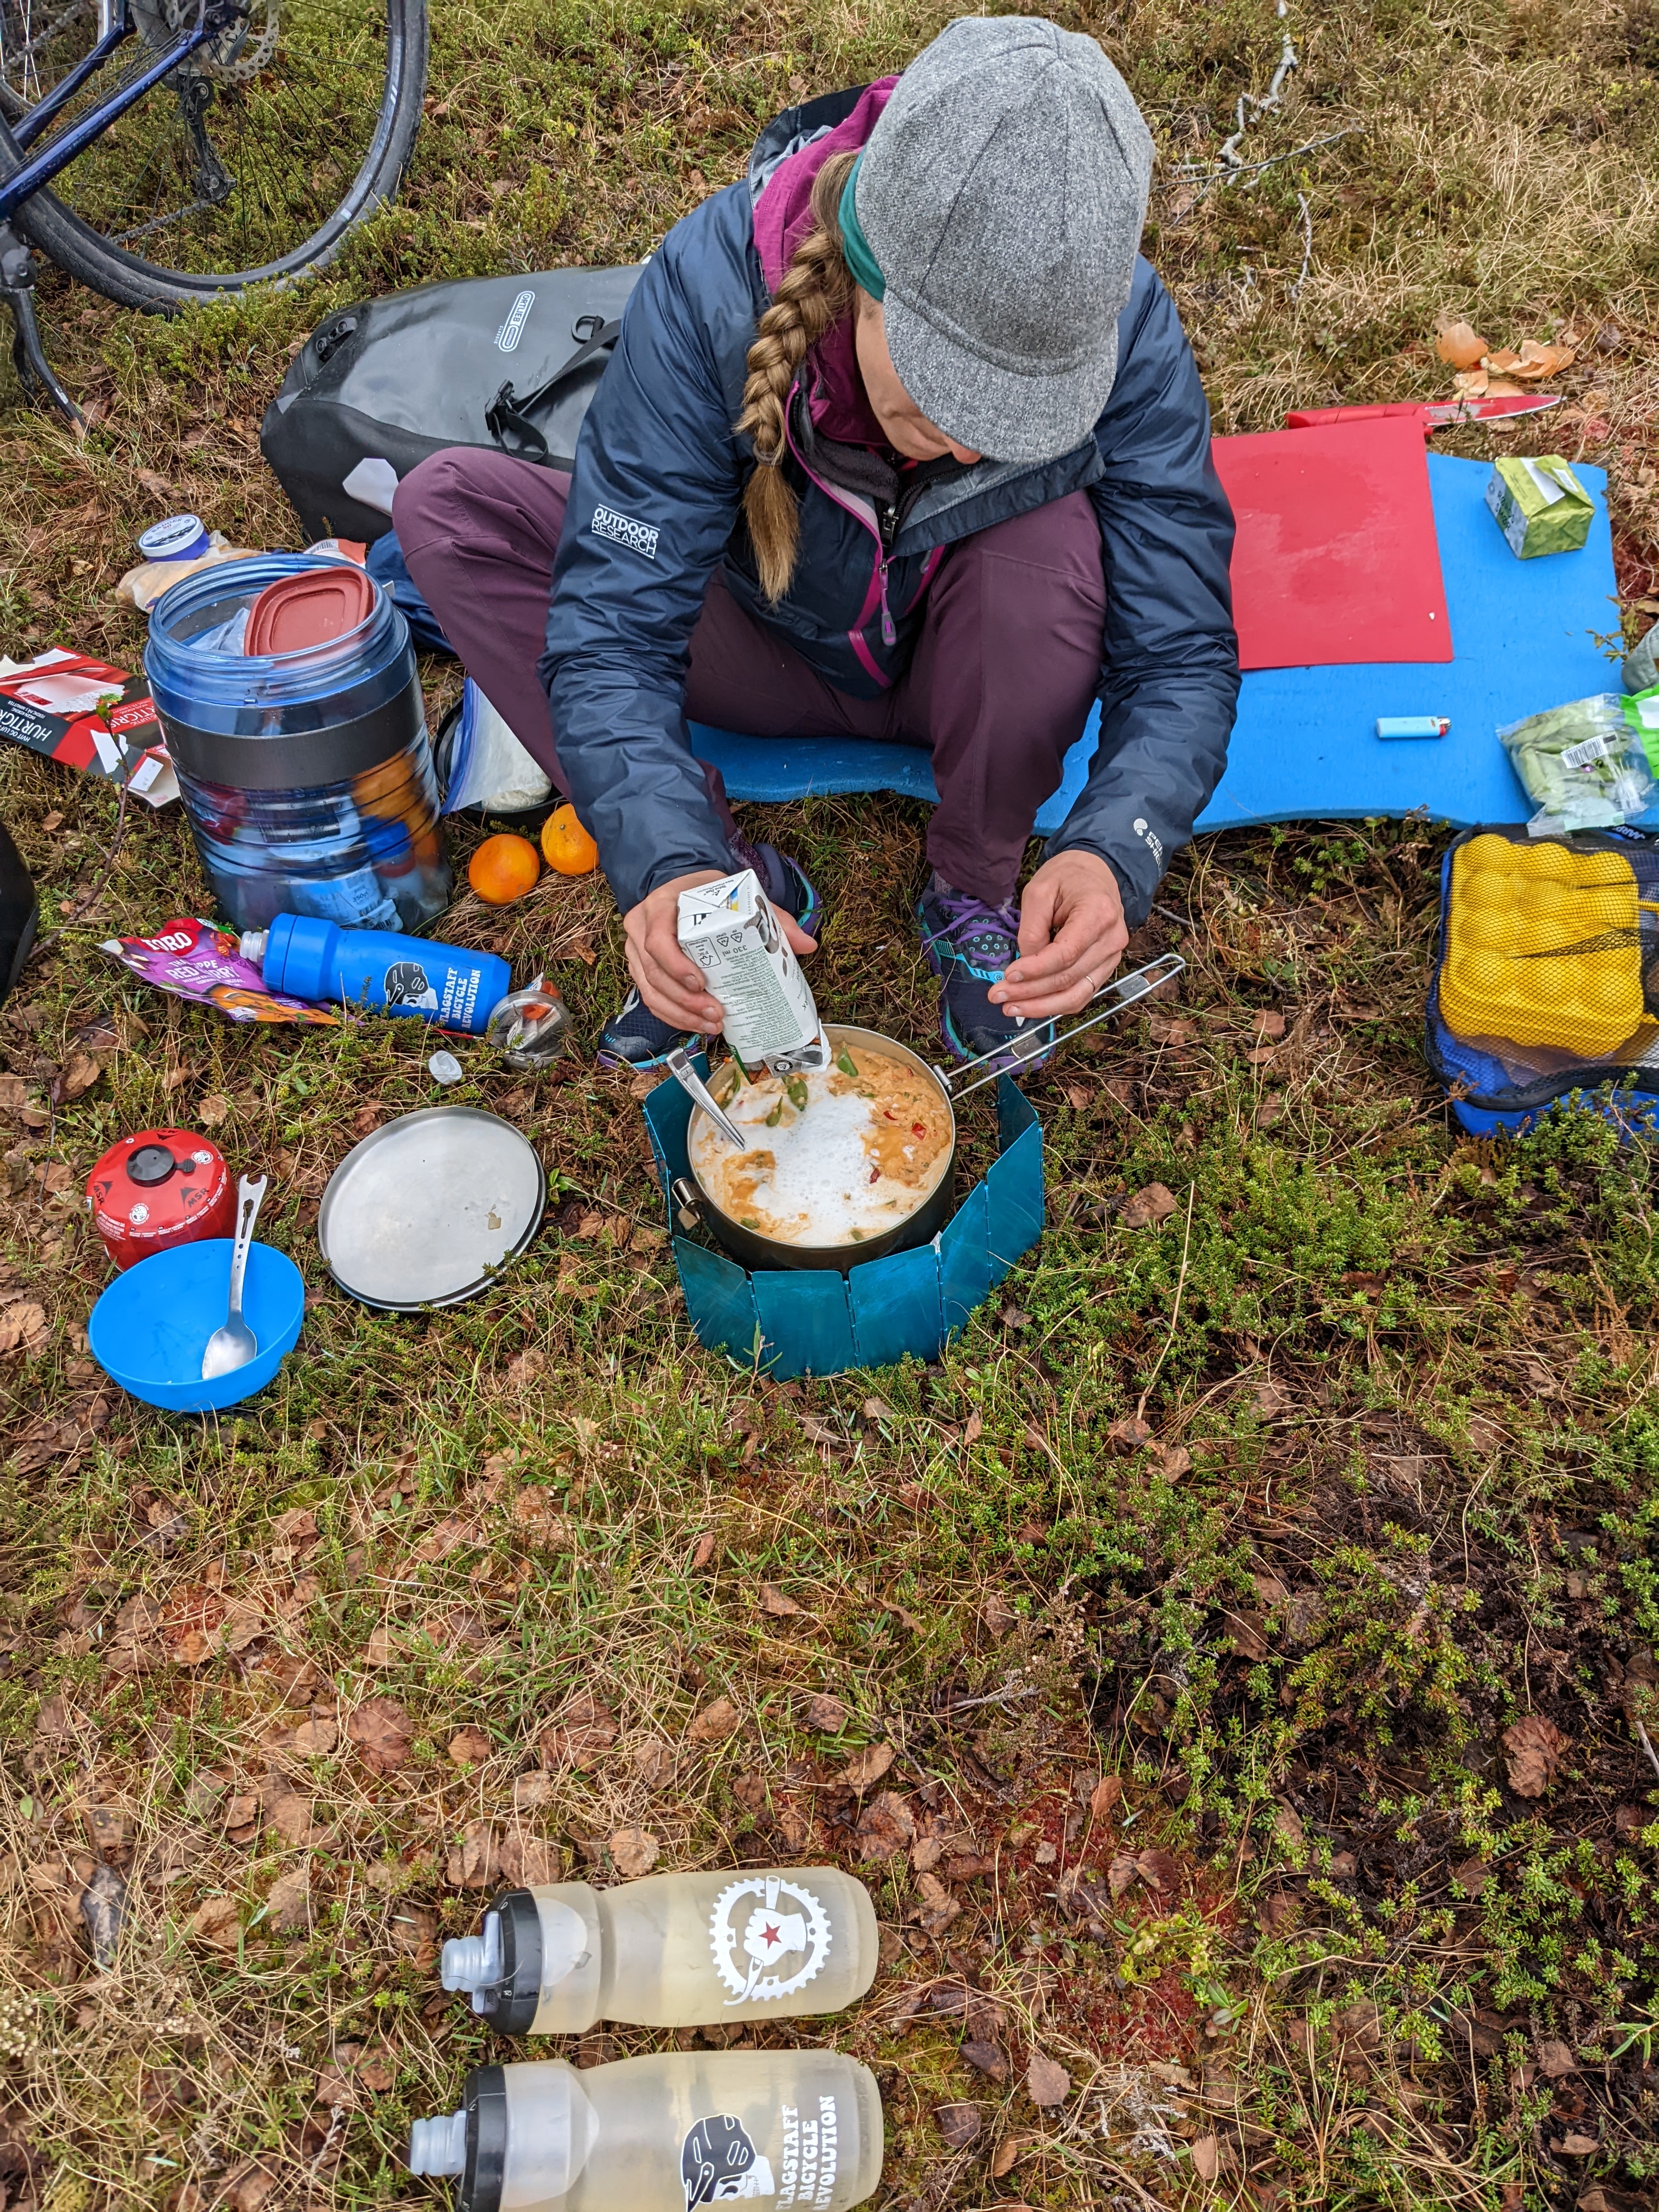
xmin=393 ymin=448 xmax=1106 ymax=902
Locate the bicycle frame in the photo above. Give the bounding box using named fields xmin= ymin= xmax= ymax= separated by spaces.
xmin=0 ymin=0 xmax=232 ymax=222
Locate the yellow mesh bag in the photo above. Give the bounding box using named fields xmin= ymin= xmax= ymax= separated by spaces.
xmin=1441 ymin=834 xmax=1650 ymax=1057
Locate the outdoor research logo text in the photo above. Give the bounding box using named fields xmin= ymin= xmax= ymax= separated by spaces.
xmin=592 ymin=505 xmax=659 ymax=560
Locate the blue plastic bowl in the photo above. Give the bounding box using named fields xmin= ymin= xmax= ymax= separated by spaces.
xmin=88 ymin=1240 xmax=306 ymax=1412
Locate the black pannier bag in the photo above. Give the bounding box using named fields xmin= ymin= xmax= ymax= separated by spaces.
xmin=261 ymin=265 xmax=645 ymax=544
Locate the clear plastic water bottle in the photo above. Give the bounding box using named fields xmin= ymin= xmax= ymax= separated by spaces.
xmin=407 ymin=2050 xmax=883 ymax=2212
xmin=441 ymin=1869 xmax=878 ymax=2033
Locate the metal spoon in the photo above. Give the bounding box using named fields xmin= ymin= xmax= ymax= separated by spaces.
xmin=201 ymin=1174 xmax=268 ymax=1379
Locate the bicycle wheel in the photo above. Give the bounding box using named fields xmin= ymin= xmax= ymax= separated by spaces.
xmin=0 ymin=0 xmax=426 ymax=311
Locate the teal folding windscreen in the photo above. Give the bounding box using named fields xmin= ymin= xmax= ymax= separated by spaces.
xmin=643 ymin=1065 xmax=1044 ymax=1380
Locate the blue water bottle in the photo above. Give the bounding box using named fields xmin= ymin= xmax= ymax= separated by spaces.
xmin=241 ymin=914 xmax=511 ymax=1035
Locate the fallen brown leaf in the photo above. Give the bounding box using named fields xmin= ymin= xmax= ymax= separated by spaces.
xmin=690 ymin=1530 xmax=718 ymax=1570
xmin=1108 ymin=1851 xmax=1138 ymax=1898
xmin=841 ymin=1741 xmax=896 ymax=1791
xmin=915 ymin=1870 xmax=962 ymax=1934
xmin=1088 ymin=1774 xmax=1123 ymax=1823
xmin=265 ymin=1866 xmax=311 ymax=1933
xmin=52 ymin=1052 xmax=102 ymax=1104
xmin=1107 ymin=1414 xmax=1153 ymax=1449
xmin=760 ymin=1584 xmax=802 ymax=1617
xmin=990 ymin=2138 xmax=1023 ymax=2180
xmin=446 ymin=1820 xmax=500 ymax=1888
xmin=189 ymin=1895 xmax=240 ymax=1948
xmin=855 ymin=1791 xmax=915 ymax=1863
xmin=1452 ymin=1855 xmax=1489 ymax=1898
xmin=498 ymin=1835 xmax=562 ymax=1887
xmin=540 ymin=1691 xmax=619 ymax=1769
xmin=196 ymin=1093 xmax=232 ymax=1128
xmin=1501 ymin=1714 xmax=1568 ymax=1797
xmin=1537 ymin=2038 xmax=1578 ymax=2079
xmin=448 ymin=1726 xmax=490 ymax=1767
xmin=685 ymin=1695 xmax=741 ymax=1746
xmin=347 ymin=1696 xmax=414 ymax=1776
xmin=263 ymin=1788 xmax=315 ymax=1846
xmin=222 ymin=2160 xmax=279 ymax=2212
xmin=634 ymin=1740 xmax=674 ymax=1788
xmin=1191 ymin=2132 xmax=1221 ymax=2184
xmin=0 ymin=1301 xmax=49 ymax=1357
xmin=1120 ymin=1182 xmax=1177 ymax=1228
xmin=1025 ymin=2052 xmax=1070 ymax=2108
xmin=609 ymin=1826 xmax=661 ymax=1878
xmin=803 ymin=1691 xmax=848 ymax=1734
xmin=933 ymin=2102 xmax=982 ymax=2149
xmin=1136 ymin=1847 xmax=1180 ymax=1893
xmin=980 ymin=1591 xmax=1016 ymax=1639
xmin=961 ymin=2038 xmax=1008 ymax=2081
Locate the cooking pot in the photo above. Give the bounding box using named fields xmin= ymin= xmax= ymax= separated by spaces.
xmin=673 ymin=1025 xmax=955 ymax=1276
xmin=667 ymin=952 xmax=1184 ymax=1276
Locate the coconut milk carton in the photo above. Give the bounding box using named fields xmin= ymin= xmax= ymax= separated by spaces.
xmin=676 ymin=869 xmax=826 ymax=1068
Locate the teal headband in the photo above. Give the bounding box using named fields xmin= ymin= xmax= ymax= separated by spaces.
xmin=837 ymin=154 xmax=885 ymax=302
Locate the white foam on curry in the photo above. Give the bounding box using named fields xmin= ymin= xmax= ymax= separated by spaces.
xmin=690 ymin=1067 xmax=935 ymax=1246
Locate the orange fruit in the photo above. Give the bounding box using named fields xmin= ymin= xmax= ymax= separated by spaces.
xmin=467 ymin=832 xmax=541 ymax=906
xmin=541 ymin=802 xmax=600 ymax=876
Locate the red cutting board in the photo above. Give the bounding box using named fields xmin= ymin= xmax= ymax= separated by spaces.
xmin=1211 ymin=417 xmax=1453 ymax=669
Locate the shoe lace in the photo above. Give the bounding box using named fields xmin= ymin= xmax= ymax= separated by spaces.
xmin=928 ymin=890 xmax=1021 ymax=957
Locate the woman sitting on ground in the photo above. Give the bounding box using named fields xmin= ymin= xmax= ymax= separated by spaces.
xmin=395 ymin=14 xmax=1239 ymax=1072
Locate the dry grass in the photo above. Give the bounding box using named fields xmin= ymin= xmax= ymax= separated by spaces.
xmin=4 ymin=1 xmax=1659 ymax=2209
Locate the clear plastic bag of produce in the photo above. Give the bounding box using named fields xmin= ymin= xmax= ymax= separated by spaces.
xmin=1498 ymin=691 xmax=1659 ymax=836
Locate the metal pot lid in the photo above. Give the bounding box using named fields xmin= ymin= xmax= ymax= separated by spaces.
xmin=318 ymin=1107 xmax=545 ymax=1310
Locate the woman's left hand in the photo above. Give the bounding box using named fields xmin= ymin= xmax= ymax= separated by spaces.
xmin=989 ymin=849 xmax=1129 ymax=1023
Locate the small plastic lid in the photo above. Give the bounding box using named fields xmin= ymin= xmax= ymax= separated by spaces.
xmin=139 ymin=514 xmax=211 ymax=562
xmin=244 ymin=566 xmax=379 ymax=657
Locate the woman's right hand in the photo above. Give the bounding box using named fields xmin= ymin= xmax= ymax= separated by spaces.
xmin=622 ymin=870 xmax=819 ymax=1034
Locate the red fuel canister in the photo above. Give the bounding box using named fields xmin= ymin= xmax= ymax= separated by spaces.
xmin=87 ymin=1127 xmax=235 ymax=1269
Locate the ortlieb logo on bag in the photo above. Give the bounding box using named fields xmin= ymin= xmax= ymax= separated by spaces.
xmin=494 ymin=289 xmax=537 ymax=352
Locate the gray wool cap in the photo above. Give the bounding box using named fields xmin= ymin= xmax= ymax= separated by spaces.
xmin=854 ymin=15 xmax=1154 ymax=464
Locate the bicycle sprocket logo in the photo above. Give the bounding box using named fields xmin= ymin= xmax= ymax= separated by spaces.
xmin=709 ymin=1875 xmax=832 ymax=2006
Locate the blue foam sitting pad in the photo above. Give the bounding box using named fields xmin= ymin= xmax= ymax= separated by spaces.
xmin=691 ymin=455 xmax=1625 ymax=837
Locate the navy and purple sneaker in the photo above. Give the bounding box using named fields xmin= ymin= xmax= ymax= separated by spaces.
xmin=917 ymin=882 xmax=1057 ymax=1073
xmin=597 ymin=843 xmax=823 ymax=1071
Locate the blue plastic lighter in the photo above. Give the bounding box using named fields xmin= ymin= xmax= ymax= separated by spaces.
xmin=1375 ymin=716 xmax=1450 ymax=740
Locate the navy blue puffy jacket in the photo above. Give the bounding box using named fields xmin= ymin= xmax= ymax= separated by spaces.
xmin=541 ymin=87 xmax=1239 ymax=923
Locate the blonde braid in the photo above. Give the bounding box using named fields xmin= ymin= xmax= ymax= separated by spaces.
xmin=736 ymin=148 xmax=860 ymax=603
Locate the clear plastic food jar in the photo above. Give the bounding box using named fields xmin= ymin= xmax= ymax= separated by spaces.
xmin=145 ymin=554 xmax=450 ymax=934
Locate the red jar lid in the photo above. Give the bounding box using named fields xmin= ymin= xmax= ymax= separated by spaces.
xmin=245 ymin=566 xmax=378 ymax=656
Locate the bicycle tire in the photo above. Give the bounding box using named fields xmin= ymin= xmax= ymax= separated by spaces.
xmin=2 ymin=0 xmax=426 ymax=313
